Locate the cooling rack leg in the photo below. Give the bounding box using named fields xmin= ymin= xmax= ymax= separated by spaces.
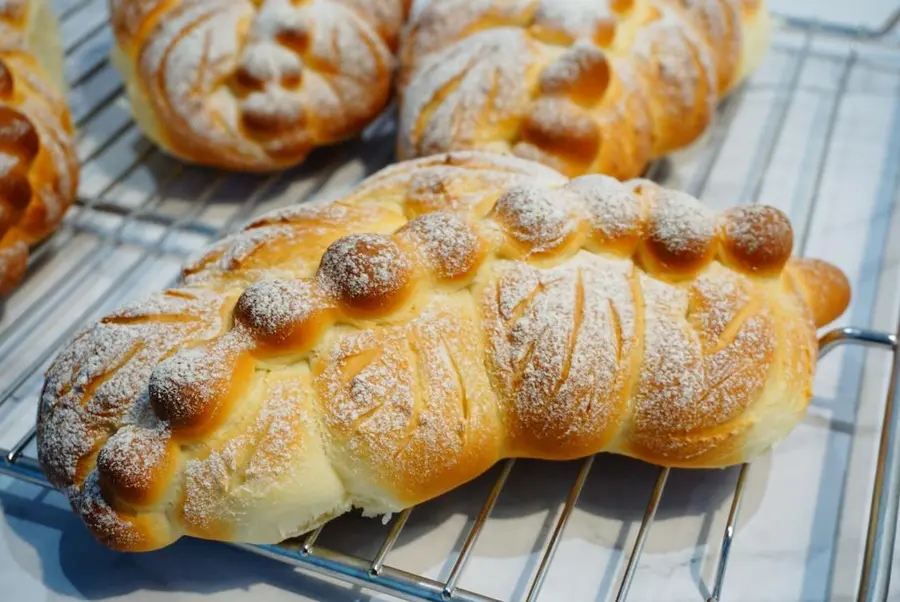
xmin=614 ymin=467 xmax=670 ymax=602
xmin=705 ymin=464 xmax=750 ymax=602
xmin=370 ymin=508 xmax=413 ymax=575
xmin=705 ymin=328 xmax=897 ymax=602
xmin=0 ymin=452 xmax=48 ymax=487
xmin=443 ymin=459 xmax=515 ymax=599
xmin=858 ymin=331 xmax=900 ymax=601
xmin=524 ymin=456 xmax=595 ymax=602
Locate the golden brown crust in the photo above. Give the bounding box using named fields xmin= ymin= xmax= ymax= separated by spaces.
xmin=397 ymin=0 xmax=772 ymax=180
xmin=786 ymin=257 xmax=852 ymax=329
xmin=719 ymin=205 xmax=793 ymax=275
xmin=110 ymin=0 xmax=411 ymax=171
xmin=0 ymin=0 xmax=79 ymax=295
xmin=38 ymin=151 xmax=848 ymax=552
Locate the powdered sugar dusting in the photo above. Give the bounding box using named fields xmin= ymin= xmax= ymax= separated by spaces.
xmin=97 ymin=425 xmax=171 ymax=491
xmin=646 ymin=189 xmax=715 ymax=254
xmin=722 ymin=205 xmax=793 ymax=260
xmin=37 ymin=151 xmax=822 ymax=550
xmin=318 ymin=303 xmax=478 ymax=494
xmin=235 ymin=278 xmax=323 ymax=343
xmin=520 ymin=97 xmax=599 ymax=153
xmin=539 ymin=40 xmax=609 ymax=96
xmin=399 ymin=26 xmax=536 ymax=158
xmin=181 ymin=372 xmax=326 ymax=536
xmin=534 ymin=0 xmax=615 ymax=42
xmin=149 ymin=331 xmax=250 ymax=427
xmin=38 ymin=288 xmax=226 ymax=488
xmin=493 ymin=184 xmax=583 ymax=252
xmin=401 ymin=0 xmax=532 ymax=65
xmin=402 ymin=212 xmax=481 ymax=280
xmin=566 ymin=174 xmax=643 ymax=242
xmin=0 ymin=27 xmax=77 ymax=286
xmin=119 ymin=0 xmax=403 ymax=169
xmin=238 ymin=41 xmax=303 ymax=85
xmin=139 ymin=0 xmax=249 ymax=141
xmin=485 ymin=254 xmax=637 ymax=448
xmin=676 ymin=0 xmax=741 ymax=90
xmin=317 ymin=233 xmax=411 ymax=306
xmin=631 ymin=3 xmax=718 ymax=119
xmin=400 ymin=0 xmax=738 ymax=179
xmin=243 ymin=377 xmax=315 ymax=486
xmin=630 ymin=264 xmax=775 ymax=459
xmin=355 ymin=150 xmax=567 ymax=200
xmin=72 ymin=472 xmax=147 ymax=548
xmin=185 ymin=202 xmax=399 ymax=284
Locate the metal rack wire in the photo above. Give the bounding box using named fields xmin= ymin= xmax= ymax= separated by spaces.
xmin=0 ymin=3 xmax=899 ymax=602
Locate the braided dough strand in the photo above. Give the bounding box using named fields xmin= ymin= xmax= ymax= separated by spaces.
xmin=110 ymin=0 xmax=411 ymax=171
xmin=397 ymin=0 xmax=771 ymax=179
xmin=0 ymin=0 xmax=79 ymax=295
xmin=38 ymin=151 xmax=849 ymax=552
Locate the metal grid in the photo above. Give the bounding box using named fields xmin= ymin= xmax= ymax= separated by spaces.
xmin=0 ymin=3 xmax=898 ymax=602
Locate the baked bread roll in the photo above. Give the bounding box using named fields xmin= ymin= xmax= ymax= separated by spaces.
xmin=37 ymin=151 xmax=849 ymax=552
xmin=397 ymin=0 xmax=772 ymax=179
xmin=109 ymin=0 xmax=411 ymax=171
xmin=0 ymin=0 xmax=79 ymax=295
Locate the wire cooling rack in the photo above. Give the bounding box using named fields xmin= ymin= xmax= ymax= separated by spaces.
xmin=0 ymin=3 xmax=899 ymax=602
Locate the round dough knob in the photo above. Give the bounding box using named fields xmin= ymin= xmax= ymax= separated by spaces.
xmin=492 ymin=184 xmax=583 ymax=257
xmin=234 ymin=278 xmax=335 ymax=352
xmin=275 ymin=20 xmax=311 ymax=55
xmin=540 ymin=42 xmax=611 ymax=104
xmin=0 ymin=106 xmax=40 ymax=162
xmin=235 ymin=41 xmax=303 ymax=90
xmin=406 ymin=170 xmax=457 ymax=217
xmin=405 ymin=169 xmax=493 ymax=217
xmin=240 ymin=89 xmax=306 ymax=133
xmin=96 ymin=426 xmax=178 ymax=507
xmin=719 ymin=205 xmax=794 ymax=275
xmin=517 ymin=99 xmax=600 ymax=176
xmin=640 ymin=189 xmax=717 ymax=278
xmin=399 ymin=212 xmax=486 ymax=282
xmin=317 ymin=233 xmax=413 ymax=316
xmin=566 ymin=174 xmax=644 ymax=255
xmin=149 ymin=338 xmax=254 ymax=437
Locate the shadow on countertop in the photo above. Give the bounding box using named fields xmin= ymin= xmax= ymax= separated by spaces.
xmin=0 ymin=446 xmax=770 ymax=601
xmin=0 ymin=482 xmax=374 ymax=601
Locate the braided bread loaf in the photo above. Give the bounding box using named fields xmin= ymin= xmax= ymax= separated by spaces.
xmin=37 ymin=151 xmax=849 ymax=551
xmin=110 ymin=0 xmax=411 ymax=171
xmin=0 ymin=0 xmax=79 ymax=295
xmin=397 ymin=0 xmax=771 ymax=179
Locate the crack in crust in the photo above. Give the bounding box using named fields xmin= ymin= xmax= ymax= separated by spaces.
xmin=0 ymin=0 xmax=79 ymax=295
xmin=37 ymin=151 xmax=849 ymax=553
xmin=111 ymin=0 xmax=411 ymax=171
xmin=398 ymin=0 xmax=772 ymax=179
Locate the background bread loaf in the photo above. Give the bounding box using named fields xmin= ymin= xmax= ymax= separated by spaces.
xmin=397 ymin=0 xmax=772 ymax=179
xmin=0 ymin=0 xmax=79 ymax=295
xmin=110 ymin=0 xmax=412 ymax=171
xmin=37 ymin=151 xmax=849 ymax=552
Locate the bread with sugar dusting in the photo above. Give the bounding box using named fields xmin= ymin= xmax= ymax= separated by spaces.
xmin=397 ymin=0 xmax=771 ymax=179
xmin=109 ymin=0 xmax=411 ymax=171
xmin=37 ymin=151 xmax=849 ymax=551
xmin=0 ymin=0 xmax=79 ymax=295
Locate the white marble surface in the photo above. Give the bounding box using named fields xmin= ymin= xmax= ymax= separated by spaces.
xmin=2 ymin=1 xmax=900 ymax=601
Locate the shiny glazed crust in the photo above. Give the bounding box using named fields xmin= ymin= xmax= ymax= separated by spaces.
xmin=109 ymin=0 xmax=412 ymax=171
xmin=0 ymin=0 xmax=79 ymax=295
xmin=37 ymin=151 xmax=850 ymax=552
xmin=397 ymin=0 xmax=772 ymax=179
